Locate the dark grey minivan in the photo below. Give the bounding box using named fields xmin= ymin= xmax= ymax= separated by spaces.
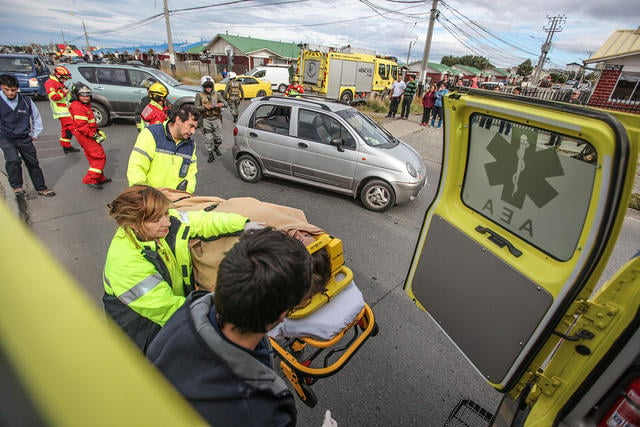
xmin=0 ymin=54 xmax=50 ymax=97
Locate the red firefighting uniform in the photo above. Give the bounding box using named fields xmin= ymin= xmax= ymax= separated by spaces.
xmin=44 ymin=75 xmax=74 ymax=148
xmin=69 ymin=100 xmax=108 ymax=185
xmin=285 ymin=84 xmax=305 ymax=97
xmin=140 ymin=100 xmax=167 ymax=127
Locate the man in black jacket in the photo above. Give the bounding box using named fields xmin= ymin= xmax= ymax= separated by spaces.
xmin=147 ymin=228 xmax=312 ymax=426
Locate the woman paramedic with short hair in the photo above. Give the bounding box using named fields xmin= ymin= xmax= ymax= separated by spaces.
xmin=102 ymin=185 xmax=249 ymax=352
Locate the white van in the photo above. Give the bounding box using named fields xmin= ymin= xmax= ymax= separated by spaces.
xmin=246 ymin=65 xmax=291 ymax=93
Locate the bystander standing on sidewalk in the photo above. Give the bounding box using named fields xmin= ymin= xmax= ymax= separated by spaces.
xmin=400 ymin=75 xmax=418 ymax=120
xmin=386 ymin=75 xmax=405 ymax=119
xmin=0 ymin=74 xmax=55 ymax=197
xmin=420 ymin=83 xmax=436 ymax=126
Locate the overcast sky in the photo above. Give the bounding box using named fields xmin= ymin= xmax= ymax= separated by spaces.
xmin=2 ymin=0 xmax=639 ymax=69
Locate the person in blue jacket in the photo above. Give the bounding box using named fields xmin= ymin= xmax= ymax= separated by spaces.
xmin=430 ymin=82 xmax=449 ymax=128
xmin=147 ymin=228 xmax=313 ymax=426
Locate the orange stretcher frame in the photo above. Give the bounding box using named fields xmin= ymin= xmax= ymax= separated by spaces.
xmin=269 ymin=302 xmax=378 ymax=407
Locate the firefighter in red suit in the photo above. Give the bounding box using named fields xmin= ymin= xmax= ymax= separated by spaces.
xmin=140 ymin=82 xmax=169 ymax=127
xmin=285 ymin=75 xmax=305 ymax=97
xmin=69 ymin=83 xmax=111 ymax=190
xmin=44 ymin=66 xmax=80 ymax=154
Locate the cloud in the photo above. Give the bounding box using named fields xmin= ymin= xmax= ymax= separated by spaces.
xmin=2 ymin=0 xmax=637 ymax=68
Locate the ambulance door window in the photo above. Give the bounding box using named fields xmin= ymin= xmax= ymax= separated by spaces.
xmin=462 ymin=113 xmax=597 ymax=261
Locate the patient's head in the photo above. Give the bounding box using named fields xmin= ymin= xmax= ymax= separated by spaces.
xmin=295 ymin=233 xmax=332 ymax=309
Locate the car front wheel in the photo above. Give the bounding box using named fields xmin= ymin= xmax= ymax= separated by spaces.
xmin=257 ymin=90 xmax=267 ymax=97
xmin=92 ymin=102 xmax=110 ymax=127
xmin=360 ymin=179 xmax=395 ymax=212
xmin=236 ymin=154 xmax=262 ymax=183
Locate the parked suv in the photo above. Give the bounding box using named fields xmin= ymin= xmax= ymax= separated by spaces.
xmin=0 ymin=54 xmax=50 ymax=97
xmin=63 ymin=63 xmax=200 ymax=127
xmin=232 ymin=96 xmax=427 ymax=211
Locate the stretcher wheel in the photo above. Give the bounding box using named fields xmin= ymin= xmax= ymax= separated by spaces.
xmin=371 ymin=321 xmax=379 ymax=336
xmin=299 ymin=383 xmax=318 ymax=408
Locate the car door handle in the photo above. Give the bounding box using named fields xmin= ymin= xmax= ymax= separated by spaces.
xmin=249 ymin=132 xmax=258 ymax=138
xmin=133 ymin=89 xmax=145 ymax=94
xmin=93 ymin=86 xmax=105 ymax=91
xmin=298 ymin=142 xmax=308 ymax=148
xmin=475 ymin=226 xmax=522 ymax=257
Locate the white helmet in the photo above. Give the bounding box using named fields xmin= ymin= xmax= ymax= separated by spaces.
xmin=200 ymin=75 xmax=214 ymax=87
xmin=228 ymin=71 xmax=237 ymax=79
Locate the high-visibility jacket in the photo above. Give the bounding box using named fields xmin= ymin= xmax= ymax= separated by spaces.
xmin=127 ymin=122 xmax=198 ymax=193
xmin=103 ymin=209 xmax=248 ymax=351
xmin=140 ymin=100 xmax=167 ymax=127
xmin=44 ymin=75 xmax=71 ymax=118
xmin=285 ymin=84 xmax=304 ymax=97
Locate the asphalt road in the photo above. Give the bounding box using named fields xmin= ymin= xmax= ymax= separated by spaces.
xmin=4 ymin=98 xmax=639 ymax=426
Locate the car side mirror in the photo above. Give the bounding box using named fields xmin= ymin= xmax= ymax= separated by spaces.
xmin=330 ymin=138 xmax=344 ymax=152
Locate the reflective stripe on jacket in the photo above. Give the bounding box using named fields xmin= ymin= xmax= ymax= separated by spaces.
xmin=44 ymin=76 xmax=71 ymax=118
xmin=127 ymin=123 xmax=198 ymax=193
xmin=103 ymin=209 xmax=248 ymax=349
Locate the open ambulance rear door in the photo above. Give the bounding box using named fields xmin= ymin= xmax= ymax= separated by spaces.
xmin=404 ymin=87 xmax=640 ymax=426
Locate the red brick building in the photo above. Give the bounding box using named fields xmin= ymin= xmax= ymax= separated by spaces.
xmin=584 ymin=28 xmax=640 ymax=114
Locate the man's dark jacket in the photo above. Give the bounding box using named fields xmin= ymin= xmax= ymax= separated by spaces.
xmin=147 ymin=291 xmax=297 ymax=426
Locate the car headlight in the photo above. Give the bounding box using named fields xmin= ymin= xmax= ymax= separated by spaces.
xmin=29 ymin=78 xmax=39 ymax=88
xmin=406 ymin=162 xmax=417 ymax=178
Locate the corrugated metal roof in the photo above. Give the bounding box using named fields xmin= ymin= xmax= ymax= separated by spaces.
xmin=428 ymin=62 xmax=457 ymax=73
xmin=585 ymin=28 xmax=640 ymax=63
xmin=218 ymin=34 xmax=299 ymax=59
xmin=452 ymin=65 xmax=483 ymax=75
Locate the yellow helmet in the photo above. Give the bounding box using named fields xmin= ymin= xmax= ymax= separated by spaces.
xmin=148 ymin=82 xmax=168 ymax=98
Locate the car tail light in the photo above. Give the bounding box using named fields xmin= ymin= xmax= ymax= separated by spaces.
xmin=29 ymin=78 xmax=39 ymax=88
xmin=233 ymin=126 xmax=238 ymax=136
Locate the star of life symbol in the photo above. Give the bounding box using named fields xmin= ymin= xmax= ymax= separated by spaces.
xmin=484 ymin=127 xmax=564 ymax=209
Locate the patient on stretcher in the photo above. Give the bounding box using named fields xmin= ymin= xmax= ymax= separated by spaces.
xmin=160 ymin=189 xmax=366 ymax=341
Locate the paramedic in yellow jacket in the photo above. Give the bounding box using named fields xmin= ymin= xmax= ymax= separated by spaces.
xmin=102 ymin=185 xmax=249 ymax=352
xmin=127 ymin=104 xmax=199 ymax=193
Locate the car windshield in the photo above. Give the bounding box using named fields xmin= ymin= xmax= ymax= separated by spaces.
xmin=336 ymin=108 xmax=397 ymax=147
xmin=146 ymin=68 xmax=181 ymax=87
xmin=0 ymin=58 xmax=33 ymax=74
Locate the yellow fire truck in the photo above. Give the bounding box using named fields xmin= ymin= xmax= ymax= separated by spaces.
xmin=297 ymin=46 xmax=398 ymax=103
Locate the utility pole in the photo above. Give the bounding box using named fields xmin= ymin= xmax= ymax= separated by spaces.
xmin=163 ymin=0 xmax=176 ymax=74
xmin=82 ymin=20 xmax=92 ymax=60
xmin=418 ymin=0 xmax=439 ymax=86
xmin=531 ymin=15 xmax=566 ymax=87
xmin=406 ymin=39 xmax=417 ymax=65
xmin=61 ymin=30 xmax=67 ymax=45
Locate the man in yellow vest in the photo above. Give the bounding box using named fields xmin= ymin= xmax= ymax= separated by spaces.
xmin=127 ymin=104 xmax=199 ymax=193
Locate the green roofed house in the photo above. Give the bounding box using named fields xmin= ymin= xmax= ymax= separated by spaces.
xmin=203 ymin=33 xmax=300 ymax=75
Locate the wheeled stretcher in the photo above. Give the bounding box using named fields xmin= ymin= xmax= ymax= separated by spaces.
xmin=268 ymin=234 xmax=378 ymax=408
xmin=160 ymin=189 xmax=378 ymax=407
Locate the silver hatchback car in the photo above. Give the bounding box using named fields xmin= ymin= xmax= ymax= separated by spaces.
xmin=232 ymin=96 xmax=427 ymax=211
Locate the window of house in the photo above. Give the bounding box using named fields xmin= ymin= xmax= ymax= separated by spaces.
xmin=609 ymin=72 xmax=640 ymax=103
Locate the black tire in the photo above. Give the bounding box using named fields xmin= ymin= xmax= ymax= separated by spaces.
xmin=257 ymin=90 xmax=267 ymax=97
xmin=299 ymin=384 xmax=318 ymax=408
xmin=236 ymin=154 xmax=262 ymax=183
xmin=360 ymin=179 xmax=395 ymax=212
xmin=340 ymin=90 xmax=353 ymax=103
xmin=92 ymin=102 xmax=110 ymax=127
xmin=278 ymin=84 xmax=287 ymax=93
